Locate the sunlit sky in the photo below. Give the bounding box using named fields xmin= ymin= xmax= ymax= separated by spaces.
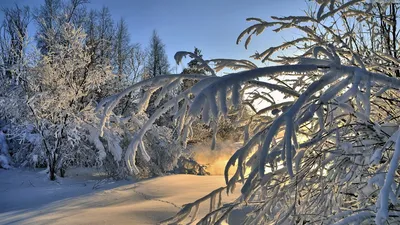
xmin=0 ymin=0 xmax=308 ymax=72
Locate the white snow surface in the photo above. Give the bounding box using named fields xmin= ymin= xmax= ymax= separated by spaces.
xmin=0 ymin=168 xmax=241 ymax=225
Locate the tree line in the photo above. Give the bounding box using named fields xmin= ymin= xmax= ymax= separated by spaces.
xmin=0 ymin=0 xmax=170 ymax=87
xmin=0 ymin=0 xmax=174 ymax=180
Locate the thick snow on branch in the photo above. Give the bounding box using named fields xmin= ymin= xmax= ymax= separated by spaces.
xmin=99 ymin=45 xmax=400 ymax=224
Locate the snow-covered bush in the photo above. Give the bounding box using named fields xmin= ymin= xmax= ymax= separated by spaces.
xmin=0 ymin=85 xmax=41 ymax=168
xmin=96 ymin=112 xmax=183 ymax=179
xmin=98 ymin=1 xmax=400 ymax=224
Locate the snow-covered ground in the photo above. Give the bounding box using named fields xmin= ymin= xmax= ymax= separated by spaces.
xmin=0 ymin=169 xmax=241 ymax=225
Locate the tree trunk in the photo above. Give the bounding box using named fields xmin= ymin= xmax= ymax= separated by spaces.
xmin=49 ymin=162 xmax=56 ymax=180
xmin=48 ymin=150 xmax=58 ymax=180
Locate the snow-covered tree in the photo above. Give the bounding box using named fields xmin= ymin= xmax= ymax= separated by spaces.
xmin=34 ymin=0 xmax=88 ymax=55
xmin=98 ymin=1 xmax=400 ymax=224
xmin=181 ymin=47 xmax=207 ymax=75
xmin=0 ymin=0 xmax=178 ymax=180
xmin=28 ymin=23 xmax=111 ymax=180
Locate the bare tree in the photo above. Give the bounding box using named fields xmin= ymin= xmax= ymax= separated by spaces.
xmin=0 ymin=4 xmax=30 ymax=86
xmin=113 ymin=17 xmax=131 ymax=81
xmin=127 ymin=43 xmax=146 ymax=83
xmin=34 ymin=0 xmax=88 ymax=55
xmin=97 ymin=6 xmax=114 ymax=65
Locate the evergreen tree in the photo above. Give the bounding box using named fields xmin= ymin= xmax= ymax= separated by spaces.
xmin=180 ymin=47 xmax=206 ymax=91
xmin=144 ymin=30 xmax=169 ymax=79
xmin=181 ymin=47 xmax=206 ymax=75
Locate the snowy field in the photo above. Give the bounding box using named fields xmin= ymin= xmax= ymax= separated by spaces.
xmin=0 ymin=169 xmax=241 ymax=225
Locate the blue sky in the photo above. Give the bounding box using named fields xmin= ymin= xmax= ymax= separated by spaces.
xmin=0 ymin=0 xmax=307 ymax=72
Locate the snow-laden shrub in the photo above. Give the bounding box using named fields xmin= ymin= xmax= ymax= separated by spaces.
xmin=97 ymin=1 xmax=400 ymax=224
xmin=0 ymin=86 xmax=39 ymax=168
xmin=9 ymin=124 xmax=45 ymax=168
xmin=95 ymin=110 xmax=183 ymax=179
